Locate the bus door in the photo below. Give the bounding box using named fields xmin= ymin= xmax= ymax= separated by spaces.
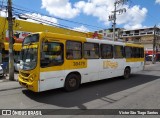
xmin=83 ymin=42 xmax=100 ymax=82
xmin=39 ymin=40 xmax=65 ymax=91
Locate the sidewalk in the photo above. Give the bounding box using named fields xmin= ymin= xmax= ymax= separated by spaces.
xmin=0 ymin=73 xmax=22 ymax=92
xmin=145 ymin=61 xmax=160 ymax=65
xmin=145 ymin=61 xmax=151 ymax=65
xmin=0 ymin=72 xmax=18 ymax=82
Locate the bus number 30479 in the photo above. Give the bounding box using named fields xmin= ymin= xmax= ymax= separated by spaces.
xmin=73 ymin=61 xmax=86 ymax=66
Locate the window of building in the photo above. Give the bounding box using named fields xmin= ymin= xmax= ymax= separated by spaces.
xmin=135 ymin=30 xmax=139 ymax=33
xmin=114 ymin=45 xmax=124 ymax=58
xmin=66 ymin=41 xmax=82 ymax=60
xmin=101 ymin=44 xmax=113 ymax=59
xmin=84 ymin=43 xmax=99 ymax=59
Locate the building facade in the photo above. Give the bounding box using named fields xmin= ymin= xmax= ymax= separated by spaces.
xmin=97 ymin=28 xmax=123 ymax=41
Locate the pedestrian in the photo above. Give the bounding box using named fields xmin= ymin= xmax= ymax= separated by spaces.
xmin=2 ymin=61 xmax=8 ymax=76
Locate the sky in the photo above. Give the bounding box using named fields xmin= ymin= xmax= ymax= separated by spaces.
xmin=1 ymin=0 xmax=160 ymax=32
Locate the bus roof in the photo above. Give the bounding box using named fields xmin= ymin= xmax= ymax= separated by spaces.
xmin=38 ymin=32 xmax=86 ymax=42
xmin=125 ymin=43 xmax=144 ymax=48
xmin=30 ymin=32 xmax=144 ymax=48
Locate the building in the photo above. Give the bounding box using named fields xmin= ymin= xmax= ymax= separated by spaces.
xmin=121 ymin=27 xmax=160 ymax=60
xmin=97 ymin=28 xmax=123 ymax=41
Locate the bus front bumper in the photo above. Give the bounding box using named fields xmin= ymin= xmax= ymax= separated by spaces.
xmin=18 ymin=75 xmax=39 ymax=92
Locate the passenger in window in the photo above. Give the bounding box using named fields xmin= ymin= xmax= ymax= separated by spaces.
xmin=67 ymin=52 xmax=73 ymax=59
xmin=107 ymin=52 xmax=111 ymax=58
xmin=54 ymin=53 xmax=62 ymax=62
xmin=53 ymin=46 xmax=62 ymax=62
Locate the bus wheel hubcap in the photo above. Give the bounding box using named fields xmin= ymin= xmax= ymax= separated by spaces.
xmin=69 ymin=78 xmax=76 ymax=87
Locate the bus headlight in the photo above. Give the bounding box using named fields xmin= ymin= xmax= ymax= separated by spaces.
xmin=30 ymin=77 xmax=34 ymax=82
xmin=29 ymin=74 xmax=36 ymax=82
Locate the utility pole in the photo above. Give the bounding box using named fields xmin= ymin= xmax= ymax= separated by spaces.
xmin=7 ymin=0 xmax=14 ymax=80
xmin=109 ymin=0 xmax=127 ymax=41
xmin=152 ymin=25 xmax=156 ymax=64
xmin=113 ymin=2 xmax=116 ymax=42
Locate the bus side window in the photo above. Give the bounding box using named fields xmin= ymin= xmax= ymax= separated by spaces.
xmin=41 ymin=42 xmax=64 ymax=67
xmin=125 ymin=46 xmax=132 ymax=58
xmin=114 ymin=45 xmax=124 ymax=59
xmin=66 ymin=41 xmax=82 ymax=60
xmin=84 ymin=42 xmax=99 ymax=59
xmin=101 ymin=44 xmax=113 ymax=59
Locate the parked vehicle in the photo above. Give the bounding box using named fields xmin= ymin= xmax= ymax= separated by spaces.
xmin=14 ymin=60 xmax=20 ymax=71
xmin=0 ymin=64 xmax=4 ymax=77
xmin=2 ymin=56 xmax=20 ymax=72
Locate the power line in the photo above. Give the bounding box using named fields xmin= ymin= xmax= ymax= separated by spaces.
xmin=1 ymin=3 xmax=100 ymax=32
xmin=13 ymin=11 xmax=73 ymax=30
xmin=0 ymin=0 xmax=7 ymax=11
xmin=1 ymin=3 xmax=82 ymax=35
xmin=11 ymin=4 xmax=105 ymax=30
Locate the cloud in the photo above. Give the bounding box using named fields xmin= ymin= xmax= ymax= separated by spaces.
xmin=75 ymin=0 xmax=114 ymax=26
xmin=117 ymin=5 xmax=148 ymax=29
xmin=124 ymin=24 xmax=146 ymax=30
xmin=73 ymin=25 xmax=89 ymax=32
xmin=75 ymin=0 xmax=148 ymax=29
xmin=41 ymin=0 xmax=80 ymax=19
xmin=155 ymin=0 xmax=160 ymax=4
xmin=41 ymin=0 xmax=148 ymax=29
xmin=0 ymin=9 xmax=7 ymax=17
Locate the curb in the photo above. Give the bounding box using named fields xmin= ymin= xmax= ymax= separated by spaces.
xmin=0 ymin=78 xmax=21 ymax=92
xmin=0 ymin=78 xmax=18 ymax=83
xmin=0 ymin=86 xmax=23 ymax=92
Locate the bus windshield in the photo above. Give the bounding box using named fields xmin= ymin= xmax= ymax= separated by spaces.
xmin=20 ymin=47 xmax=38 ymax=70
xmin=23 ymin=34 xmax=39 ymax=45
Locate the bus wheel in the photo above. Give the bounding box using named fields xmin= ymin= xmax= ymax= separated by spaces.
xmin=64 ymin=74 xmax=80 ymax=92
xmin=123 ymin=67 xmax=130 ymax=79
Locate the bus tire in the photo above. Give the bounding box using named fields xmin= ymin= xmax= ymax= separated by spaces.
xmin=64 ymin=74 xmax=80 ymax=92
xmin=123 ymin=67 xmax=130 ymax=79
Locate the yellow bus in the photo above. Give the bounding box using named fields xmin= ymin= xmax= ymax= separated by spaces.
xmin=18 ymin=32 xmax=144 ymax=92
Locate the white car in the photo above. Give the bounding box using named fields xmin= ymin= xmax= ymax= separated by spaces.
xmin=14 ymin=61 xmax=20 ymax=72
xmin=0 ymin=64 xmax=4 ymax=77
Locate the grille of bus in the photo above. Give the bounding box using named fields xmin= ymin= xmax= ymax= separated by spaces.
xmin=22 ymin=78 xmax=29 ymax=82
xmin=20 ymin=72 xmax=30 ymax=77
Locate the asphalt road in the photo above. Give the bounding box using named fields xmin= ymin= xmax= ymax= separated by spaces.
xmin=0 ymin=63 xmax=160 ymax=117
